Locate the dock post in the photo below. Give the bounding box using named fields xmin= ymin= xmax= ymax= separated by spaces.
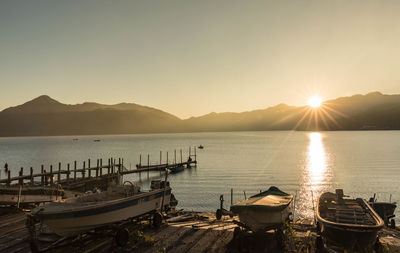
xmin=18 ymin=167 xmax=23 ymax=185
xmin=159 ymin=151 xmax=162 ymax=165
xmin=30 ymin=167 xmax=34 ymax=186
xmin=107 ymin=159 xmax=110 ymax=175
xmin=180 ymin=149 xmax=182 ymax=163
xmin=139 ymin=154 xmax=142 ymax=166
xmin=82 ymin=161 xmax=86 ymax=179
xmin=58 ymin=162 xmax=61 ymax=183
xmin=96 ymin=159 xmax=100 ymax=177
xmin=174 ymin=150 xmax=176 ymax=164
xmin=189 ymin=147 xmax=191 ymax=158
xmin=7 ymin=171 xmax=10 ymax=186
xmin=74 ymin=161 xmax=77 ymax=180
xmin=163 ymin=152 xmax=168 ymax=176
xmin=88 ymin=159 xmax=91 ymax=178
xmin=50 ymin=165 xmax=53 ymax=185
xmin=194 ymin=146 xmax=197 ymax=163
xmin=41 ymin=165 xmax=44 ymax=186
xmin=100 ymin=159 xmax=103 ymax=176
xmin=118 ymin=158 xmax=121 ymax=173
xmin=67 ymin=163 xmax=70 ymax=183
xmin=147 ymin=154 xmax=150 ymax=167
xmin=231 ymin=188 xmax=233 ymax=205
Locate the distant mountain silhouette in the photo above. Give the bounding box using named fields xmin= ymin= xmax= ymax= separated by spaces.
xmin=0 ymin=92 xmax=400 ymax=136
xmin=0 ymin=96 xmax=180 ymax=136
xmin=182 ymin=92 xmax=400 ymax=131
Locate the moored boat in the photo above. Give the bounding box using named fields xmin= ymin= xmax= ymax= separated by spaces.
xmin=168 ymin=165 xmax=185 ymax=174
xmin=230 ymin=186 xmax=293 ymax=232
xmin=316 ymin=189 xmax=384 ymax=251
xmin=368 ymin=194 xmax=397 ymax=227
xmin=31 ymin=180 xmax=171 ymax=237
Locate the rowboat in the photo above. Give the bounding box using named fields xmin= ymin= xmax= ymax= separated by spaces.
xmin=230 ymin=186 xmax=293 ymax=232
xmin=316 ymin=189 xmax=384 ymax=251
xmin=31 ymin=180 xmax=171 ymax=237
xmin=0 ymin=185 xmax=64 ymax=206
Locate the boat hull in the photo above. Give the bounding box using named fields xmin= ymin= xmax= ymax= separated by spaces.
xmin=369 ymin=202 xmax=397 ymax=221
xmin=35 ymin=188 xmax=171 ymax=237
xmin=235 ymin=205 xmax=291 ymax=231
xmin=230 ymin=186 xmax=293 ymax=231
xmin=169 ymin=165 xmax=184 ymax=174
xmin=320 ymin=221 xmax=380 ymax=250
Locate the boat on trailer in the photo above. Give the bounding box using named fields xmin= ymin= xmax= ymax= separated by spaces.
xmin=30 ymin=180 xmax=171 ymax=237
xmin=230 ymin=186 xmax=293 ymax=232
xmin=316 ymin=189 xmax=384 ymax=252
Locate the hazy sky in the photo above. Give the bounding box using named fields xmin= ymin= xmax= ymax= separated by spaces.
xmin=1 ymin=1 xmax=400 ymax=118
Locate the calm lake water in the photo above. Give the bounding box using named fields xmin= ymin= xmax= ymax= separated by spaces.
xmin=0 ymin=131 xmax=399 ymax=221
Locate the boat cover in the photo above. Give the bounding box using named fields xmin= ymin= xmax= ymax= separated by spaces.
xmin=231 ymin=186 xmax=293 ymax=213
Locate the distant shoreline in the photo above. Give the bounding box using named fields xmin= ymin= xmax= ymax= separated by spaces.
xmin=1 ymin=129 xmax=400 ymax=138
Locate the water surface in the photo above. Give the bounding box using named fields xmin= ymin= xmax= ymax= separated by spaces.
xmin=0 ymin=131 xmax=399 ymax=221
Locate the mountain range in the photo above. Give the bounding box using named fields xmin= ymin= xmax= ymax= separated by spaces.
xmin=0 ymin=92 xmax=400 ymax=136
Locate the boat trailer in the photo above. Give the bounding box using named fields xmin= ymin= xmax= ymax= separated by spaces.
xmin=26 ymin=211 xmax=164 ymax=253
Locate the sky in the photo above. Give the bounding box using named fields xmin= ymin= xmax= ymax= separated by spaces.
xmin=1 ymin=0 xmax=400 ymax=119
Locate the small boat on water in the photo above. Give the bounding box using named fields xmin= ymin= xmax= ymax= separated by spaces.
xmin=31 ymin=180 xmax=171 ymax=237
xmin=369 ymin=193 xmax=397 ymax=227
xmin=0 ymin=186 xmax=64 ymax=206
xmin=168 ymin=165 xmax=185 ymax=174
xmin=317 ymin=189 xmax=384 ymax=251
xmin=198 ymin=145 xmax=204 ymax=149
xmin=230 ymin=186 xmax=293 ymax=232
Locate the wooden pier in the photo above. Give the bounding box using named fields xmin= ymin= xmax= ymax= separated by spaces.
xmin=0 ymin=147 xmax=198 ymax=192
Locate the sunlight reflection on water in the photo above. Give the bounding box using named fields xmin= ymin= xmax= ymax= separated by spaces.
xmin=296 ymin=132 xmax=332 ymax=219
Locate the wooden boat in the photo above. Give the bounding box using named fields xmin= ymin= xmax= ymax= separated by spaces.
xmin=168 ymin=165 xmax=185 ymax=174
xmin=0 ymin=186 xmax=64 ymax=206
xmin=230 ymin=186 xmax=293 ymax=232
xmin=31 ymin=180 xmax=171 ymax=237
xmin=368 ymin=194 xmax=397 ymax=227
xmin=316 ymin=189 xmax=384 ymax=251
xmin=198 ymin=145 xmax=204 ymax=149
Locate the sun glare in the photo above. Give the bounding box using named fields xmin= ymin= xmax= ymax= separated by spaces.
xmin=308 ymin=95 xmax=322 ymax=108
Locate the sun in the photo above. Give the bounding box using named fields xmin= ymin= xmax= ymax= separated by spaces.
xmin=308 ymin=95 xmax=322 ymax=108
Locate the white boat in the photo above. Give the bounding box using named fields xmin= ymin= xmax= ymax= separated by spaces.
xmin=31 ymin=180 xmax=171 ymax=237
xmin=230 ymin=186 xmax=293 ymax=231
xmin=0 ymin=186 xmax=64 ymax=206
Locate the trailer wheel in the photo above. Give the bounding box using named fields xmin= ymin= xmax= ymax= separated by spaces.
xmin=390 ymin=219 xmax=396 ymax=229
xmin=153 ymin=212 xmax=163 ymax=228
xmin=216 ymin=209 xmax=222 ymax=220
xmin=115 ymin=228 xmax=129 ymax=247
